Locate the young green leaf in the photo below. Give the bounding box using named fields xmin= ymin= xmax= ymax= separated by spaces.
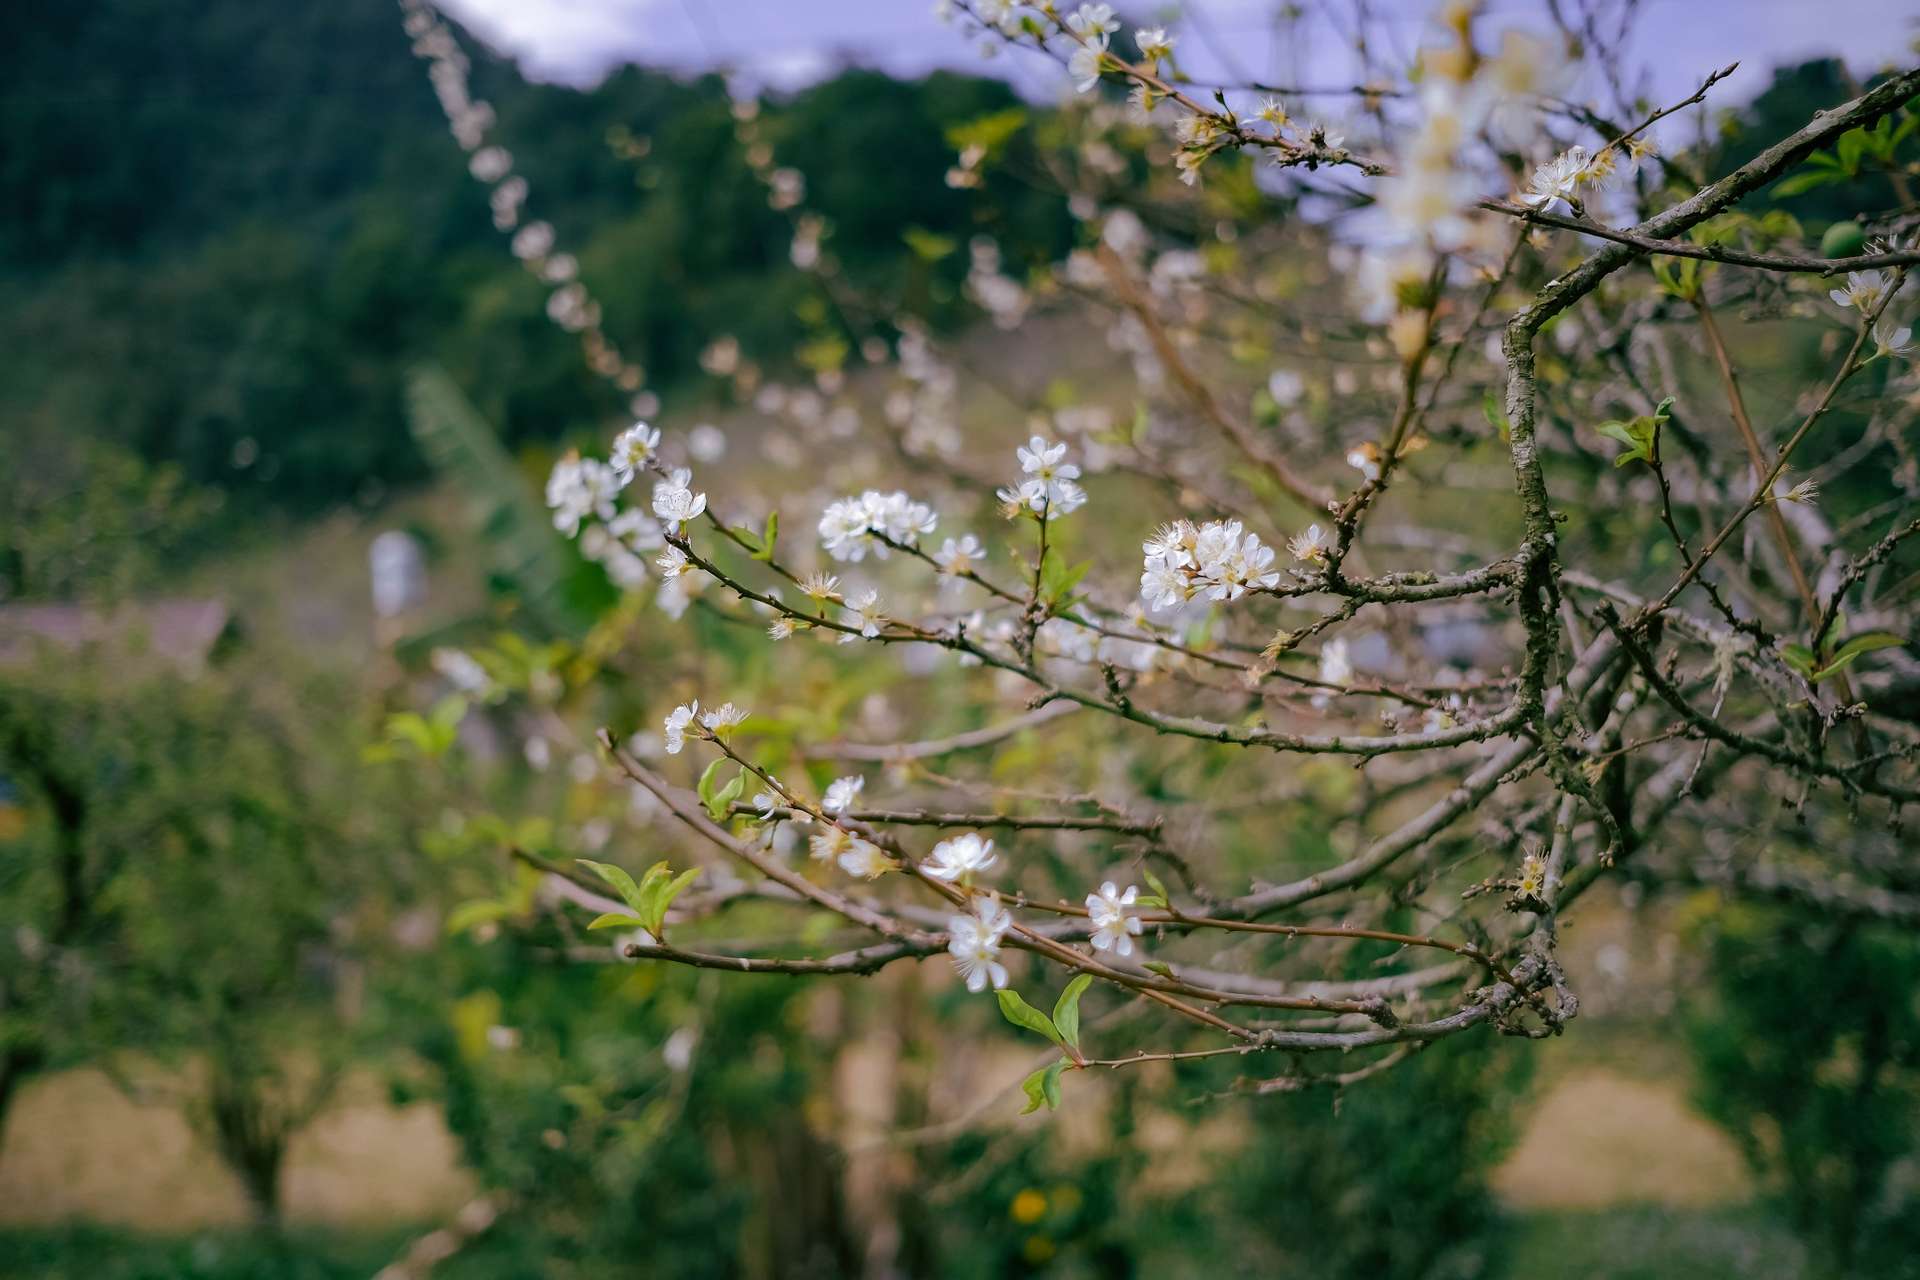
xmin=1052 ymin=973 xmax=1093 ymax=1051
xmin=577 ymin=859 xmax=646 ymax=914
xmin=1593 ymin=397 xmax=1672 ymax=468
xmin=696 ymin=758 xmax=728 ymax=812
xmin=445 ymin=899 xmax=509 ymax=935
xmin=1811 ymin=631 xmax=1903 ymax=681
xmin=586 ymin=912 xmax=647 ymax=932
xmin=701 ymin=766 xmax=746 ymax=822
xmin=1019 ymin=1059 xmax=1068 ymax=1114
xmin=755 ymin=510 xmax=779 ymax=562
xmin=638 ymin=865 xmax=702 ymax=935
xmin=996 ymin=989 xmax=1064 ymax=1045
xmin=1779 ymin=643 xmax=1818 ymax=677
xmin=1481 ymin=388 xmax=1511 ymax=442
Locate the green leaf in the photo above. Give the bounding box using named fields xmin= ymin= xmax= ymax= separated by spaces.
xmin=1594 ymin=396 xmax=1671 ymax=468
xmin=639 ymin=866 xmax=702 ymax=935
xmin=1039 ymin=554 xmax=1093 ymax=608
xmin=1779 ymin=643 xmax=1818 ymax=677
xmin=1816 ymin=610 xmax=1848 ymax=653
xmin=697 ymin=758 xmax=728 ymax=813
xmin=943 ymin=106 xmax=1028 ymax=156
xmin=902 ymin=226 xmax=958 ymax=262
xmin=1053 ymin=974 xmax=1093 ymax=1051
xmin=1836 ymin=127 xmax=1868 ymax=175
xmin=445 ymin=899 xmax=509 ymax=935
xmin=1772 ymin=164 xmax=1846 ymax=198
xmin=586 ymin=912 xmax=647 ymax=932
xmin=755 ymin=510 xmax=779 ymax=562
xmin=1481 ymin=388 xmax=1510 ymax=442
xmin=405 ymin=367 xmax=592 ymax=636
xmin=577 ymin=859 xmax=646 ymax=914
xmin=996 ymin=989 xmax=1063 ymax=1045
xmin=1137 ymin=868 xmax=1170 ymax=909
xmin=1019 ymin=1059 xmax=1067 ymax=1114
xmin=1811 ymin=631 xmax=1903 ymax=681
xmin=698 ymin=762 xmax=746 ymax=823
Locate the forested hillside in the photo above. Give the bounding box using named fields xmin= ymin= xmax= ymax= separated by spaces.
xmin=0 ymin=0 xmax=1070 ymax=525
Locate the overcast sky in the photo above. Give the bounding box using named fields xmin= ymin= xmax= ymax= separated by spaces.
xmin=435 ymin=0 xmax=1914 ymax=113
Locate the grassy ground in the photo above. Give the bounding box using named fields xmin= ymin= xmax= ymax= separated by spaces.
xmin=0 ymin=1224 xmax=416 ymax=1280
xmin=1507 ymin=1206 xmax=1807 ymax=1280
xmin=0 ymin=1208 xmax=1809 ymax=1279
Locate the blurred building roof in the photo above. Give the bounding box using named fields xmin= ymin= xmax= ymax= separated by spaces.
xmin=0 ymin=598 xmax=233 ymax=675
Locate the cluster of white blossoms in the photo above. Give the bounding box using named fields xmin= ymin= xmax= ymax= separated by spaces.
xmin=946 ymin=898 xmax=1012 ymax=992
xmin=661 ymin=700 xmax=748 ymax=755
xmin=544 ymin=422 xmax=712 ymax=612
xmin=965 ymin=237 xmax=1031 ymax=330
xmin=1138 ymin=518 xmax=1282 ymax=613
xmin=809 ymin=824 xmax=894 ymax=880
xmin=998 ymin=436 xmax=1088 ymax=518
xmin=1361 ymin=23 xmax=1620 ymax=325
xmin=1828 ymin=266 xmax=1913 ymax=360
xmin=546 ymin=455 xmax=620 ymax=537
xmin=400 ymin=0 xmax=652 ymax=415
xmin=1032 ymin=613 xmax=1163 ymax=673
xmin=1086 ymin=881 xmax=1144 ymax=955
xmin=817 ymin=489 xmax=939 ymax=561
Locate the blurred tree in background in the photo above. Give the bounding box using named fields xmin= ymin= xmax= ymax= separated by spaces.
xmin=1686 ymin=903 xmax=1920 ymax=1276
xmin=0 ymin=658 xmax=404 ymax=1221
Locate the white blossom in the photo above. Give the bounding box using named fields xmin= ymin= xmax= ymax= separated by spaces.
xmin=1828 ymin=269 xmax=1892 ymax=313
xmin=1068 ymin=36 xmax=1108 ymax=94
xmin=1066 ymin=3 xmax=1119 ymax=38
xmin=546 ymin=455 xmax=619 ymax=536
xmin=924 ymin=832 xmax=998 ymax=881
xmin=651 ymin=467 xmax=708 ymax=530
xmin=1138 ymin=518 xmax=1281 ymax=611
xmin=1873 ymin=319 xmax=1913 ymax=358
xmin=1288 ymin=523 xmax=1330 ymax=564
xmin=431 ymin=647 xmax=493 ymax=696
xmin=663 ymin=701 xmax=699 ymax=755
xmin=1267 ymin=368 xmax=1305 ymax=405
xmin=607 ymin=508 xmax=664 ymax=552
xmin=818 ymin=490 xmax=939 ymax=561
xmin=1517 ymin=146 xmax=1591 ymax=214
xmin=837 ymin=836 xmax=894 ymax=880
xmin=933 ymin=533 xmax=984 ymax=575
xmin=610 ymin=421 xmax=660 ymax=483
xmin=1319 ymin=637 xmax=1354 ymax=687
xmin=655 ymin=545 xmax=691 ymax=579
xmin=1001 ymin=437 xmax=1088 ymax=518
xmin=845 ymin=588 xmax=886 ymax=640
xmin=799 ymin=571 xmax=843 ymax=603
xmin=1135 ymin=26 xmax=1174 ymax=61
xmin=699 ymin=701 xmax=749 ymax=735
xmin=822 ymin=775 xmax=865 ymax=815
xmin=809 ymin=824 xmax=855 ymax=864
xmin=947 ymin=899 xmax=1012 ymax=992
xmin=1086 ymin=881 xmax=1143 ymax=956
